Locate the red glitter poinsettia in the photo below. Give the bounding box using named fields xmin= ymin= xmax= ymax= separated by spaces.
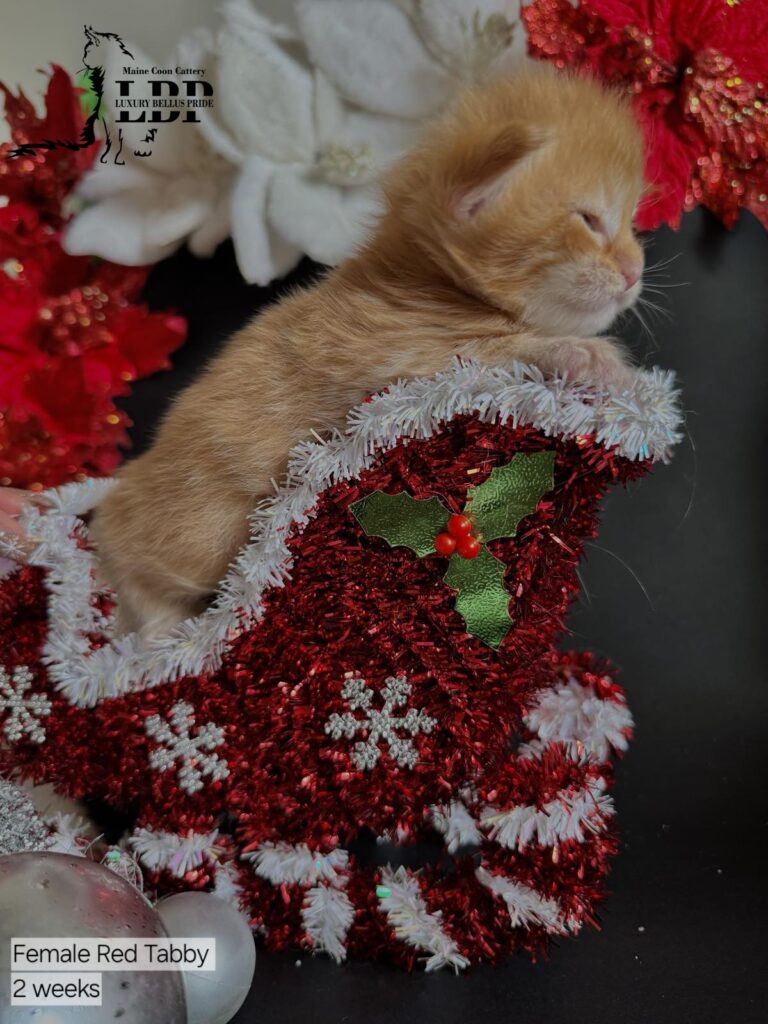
xmin=522 ymin=0 xmax=768 ymax=230
xmin=0 ymin=66 xmax=185 ymax=489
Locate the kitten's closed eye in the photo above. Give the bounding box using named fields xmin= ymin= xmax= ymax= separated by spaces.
xmin=576 ymin=210 xmax=607 ymax=239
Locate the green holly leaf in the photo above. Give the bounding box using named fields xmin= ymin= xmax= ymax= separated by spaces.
xmin=350 ymin=491 xmax=450 ymax=556
xmin=465 ymin=451 xmax=555 ymax=544
xmin=444 ymin=547 xmax=512 ymax=649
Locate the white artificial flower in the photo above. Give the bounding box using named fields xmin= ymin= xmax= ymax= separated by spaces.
xmin=192 ymin=0 xmax=421 ymax=280
xmin=295 ymin=0 xmax=525 ymax=118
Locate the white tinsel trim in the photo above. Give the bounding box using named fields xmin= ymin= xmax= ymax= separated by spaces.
xmin=480 ymin=778 xmax=612 ymax=850
xmin=377 ymin=865 xmax=469 ymax=972
xmin=476 ymin=865 xmax=565 ymax=934
xmin=521 ymin=677 xmax=634 ymax=763
xmin=375 ymin=825 xmax=411 ymax=845
xmin=244 ymin=841 xmax=349 ymax=887
xmin=130 ymin=826 xmax=220 ymax=877
xmin=44 ymin=812 xmax=92 ymax=856
xmin=211 ymin=859 xmax=248 ymax=917
xmin=20 ymin=360 xmax=681 ymax=707
xmin=566 ymin=913 xmax=584 ymax=935
xmin=431 ymin=801 xmax=482 ymax=853
xmin=302 ymin=883 xmax=355 ymax=963
xmin=46 ymin=477 xmax=118 ymax=517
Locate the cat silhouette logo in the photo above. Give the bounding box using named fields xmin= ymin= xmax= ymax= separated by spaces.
xmin=7 ymin=25 xmax=213 ymax=165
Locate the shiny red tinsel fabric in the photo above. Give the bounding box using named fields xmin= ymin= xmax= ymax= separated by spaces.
xmin=0 ymin=418 xmax=646 ymax=966
xmin=0 ymin=66 xmax=186 ymax=488
xmin=522 ymin=0 xmax=768 ymax=231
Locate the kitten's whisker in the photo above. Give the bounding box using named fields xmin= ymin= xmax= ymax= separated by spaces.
xmin=676 ymin=424 xmax=698 ymax=530
xmin=638 ymin=292 xmax=670 ymax=311
xmin=641 ymin=279 xmax=690 ymax=290
xmin=575 ymin=567 xmax=592 ymax=606
xmin=629 ymin=301 xmax=655 ymax=342
xmin=629 ymin=301 xmax=663 ymax=356
xmin=644 ymin=252 xmax=683 ymax=273
xmin=639 ymin=282 xmax=672 ymax=295
xmin=637 ymin=296 xmax=672 ymax=322
xmin=640 ymin=285 xmax=671 ymax=297
xmin=637 ymin=290 xmax=671 ymax=309
xmin=585 ymin=542 xmax=656 ymax=611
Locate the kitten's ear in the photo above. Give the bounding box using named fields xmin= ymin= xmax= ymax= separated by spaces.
xmin=451 ymin=124 xmax=548 ymax=222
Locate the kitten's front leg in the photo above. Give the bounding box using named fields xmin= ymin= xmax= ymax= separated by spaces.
xmin=534 ymin=336 xmax=634 ymax=391
xmin=468 ymin=334 xmax=635 ymax=392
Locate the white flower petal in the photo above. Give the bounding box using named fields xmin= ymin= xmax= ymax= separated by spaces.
xmin=63 ymin=194 xmax=179 ymax=266
xmin=172 ymin=30 xmax=248 ymax=168
xmin=144 ymin=178 xmax=218 ymax=248
xmin=314 ymin=72 xmax=422 ymax=185
xmin=296 ymin=0 xmax=451 ymax=118
xmin=195 ymin=99 xmax=247 ymax=165
xmin=230 ymin=155 xmax=280 ymax=284
xmin=338 ymin=111 xmax=424 ymax=173
xmin=117 ymin=123 xmax=196 ymax=175
xmin=269 ymin=170 xmax=381 ymax=265
xmin=75 ymin=159 xmax=154 ymax=201
xmin=212 ymin=24 xmax=315 ymax=162
xmin=174 ymin=24 xmax=217 ymax=68
xmin=314 ymin=70 xmax=346 ymax=145
xmin=266 ymin=229 xmax=304 ymax=279
xmin=413 ymin=0 xmax=524 ymax=79
xmin=220 ymin=0 xmax=297 ymax=42
xmin=188 ymin=189 xmax=232 ymax=258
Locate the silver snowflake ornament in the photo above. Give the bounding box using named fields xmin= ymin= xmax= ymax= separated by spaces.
xmin=0 ymin=664 xmax=51 ymax=744
xmin=144 ymin=701 xmax=229 ymax=795
xmin=325 ymin=674 xmax=436 ymax=771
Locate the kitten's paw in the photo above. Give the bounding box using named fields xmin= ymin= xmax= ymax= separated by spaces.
xmin=545 ymin=338 xmax=634 ymax=392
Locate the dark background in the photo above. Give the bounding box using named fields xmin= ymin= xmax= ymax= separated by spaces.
xmin=126 ymin=208 xmax=768 ymax=1024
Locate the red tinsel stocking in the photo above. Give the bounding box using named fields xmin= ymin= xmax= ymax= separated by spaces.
xmin=0 ymin=364 xmax=681 ymax=968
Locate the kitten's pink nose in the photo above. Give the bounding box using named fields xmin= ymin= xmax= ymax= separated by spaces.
xmin=619 ymin=259 xmax=642 ymax=290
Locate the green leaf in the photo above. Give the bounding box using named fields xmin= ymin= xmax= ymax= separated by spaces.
xmin=76 ymin=70 xmax=98 ymax=117
xmin=350 ymin=491 xmax=450 ymax=557
xmin=444 ymin=547 xmax=512 ymax=649
xmin=465 ymin=451 xmax=555 ymax=544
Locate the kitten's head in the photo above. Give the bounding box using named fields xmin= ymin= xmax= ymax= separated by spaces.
xmin=384 ymin=68 xmax=646 ymax=336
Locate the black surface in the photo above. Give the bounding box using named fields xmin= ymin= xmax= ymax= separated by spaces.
xmin=123 ymin=210 xmax=767 ymax=1024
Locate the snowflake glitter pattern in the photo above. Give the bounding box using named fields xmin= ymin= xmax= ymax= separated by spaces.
xmin=144 ymin=701 xmax=229 ymax=795
xmin=325 ymin=674 xmax=436 ymax=771
xmin=0 ymin=664 xmax=51 ymax=744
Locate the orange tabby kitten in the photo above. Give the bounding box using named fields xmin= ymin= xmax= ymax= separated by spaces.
xmin=91 ymin=68 xmax=646 ymax=637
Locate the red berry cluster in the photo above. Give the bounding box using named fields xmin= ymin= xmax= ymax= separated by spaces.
xmin=435 ymin=514 xmax=481 ymax=560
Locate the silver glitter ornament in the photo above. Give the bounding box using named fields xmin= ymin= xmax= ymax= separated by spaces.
xmin=0 ymin=852 xmax=187 ymax=1023
xmin=0 ymin=778 xmax=52 ymax=856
